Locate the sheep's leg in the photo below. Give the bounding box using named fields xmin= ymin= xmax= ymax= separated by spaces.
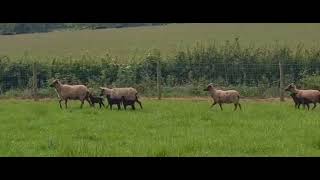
xmin=59 ymin=99 xmax=63 ymax=109
xmin=238 ymin=103 xmax=242 ymax=110
xmin=234 ymin=104 xmax=237 ymax=111
xmin=306 ymin=104 xmax=310 ymax=110
xmin=124 ymin=104 xmax=127 ymax=110
xmin=297 ymin=103 xmax=301 ymax=109
xmin=117 ymin=103 xmax=121 ymax=110
xmin=109 ymin=104 xmax=112 ymax=110
xmin=210 ymin=102 xmax=217 ymax=108
xmin=65 ymin=99 xmax=68 ymax=109
xmin=218 ymin=103 xmax=223 ymax=111
xmin=101 ymin=101 xmax=105 ymax=108
xmin=312 ymin=103 xmax=317 ymax=110
xmin=132 ymin=104 xmax=135 ymax=110
xmin=80 ymin=100 xmax=84 ymax=109
xmin=136 ymin=100 xmax=143 ymax=109
xmin=86 ymin=98 xmax=92 ymax=107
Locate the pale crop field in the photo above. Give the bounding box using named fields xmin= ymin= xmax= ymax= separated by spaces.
xmin=1 ymin=23 xmax=320 ymax=61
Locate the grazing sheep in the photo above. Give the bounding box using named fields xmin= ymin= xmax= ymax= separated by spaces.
xmin=203 ymin=83 xmax=241 ymax=111
xmin=285 ymin=83 xmax=320 ymax=110
xmin=88 ymin=93 xmax=105 ymax=108
xmin=49 ymin=79 xmax=91 ymax=109
xmin=99 ymin=87 xmax=143 ymax=110
xmin=289 ymin=92 xmax=312 ymax=110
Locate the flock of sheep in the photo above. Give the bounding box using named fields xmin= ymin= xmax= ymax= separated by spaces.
xmin=49 ymin=79 xmax=142 ymax=110
xmin=49 ymin=79 xmax=320 ymax=111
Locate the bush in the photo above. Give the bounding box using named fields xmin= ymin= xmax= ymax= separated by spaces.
xmin=299 ymin=74 xmax=320 ymax=89
xmin=1 ymin=39 xmax=320 ymax=98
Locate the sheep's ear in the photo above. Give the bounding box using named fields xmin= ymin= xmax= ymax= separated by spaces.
xmin=99 ymin=87 xmax=104 ymax=90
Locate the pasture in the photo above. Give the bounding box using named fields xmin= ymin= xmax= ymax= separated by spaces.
xmin=1 ymin=98 xmax=320 ymax=157
xmin=1 ymin=23 xmax=320 ymax=61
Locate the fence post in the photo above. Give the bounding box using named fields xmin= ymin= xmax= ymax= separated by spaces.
xmin=279 ymin=61 xmax=284 ymax=102
xmin=32 ymin=61 xmax=38 ymax=101
xmin=157 ymin=58 xmax=162 ymax=100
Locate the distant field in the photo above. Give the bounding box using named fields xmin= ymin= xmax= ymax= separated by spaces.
xmin=1 ymin=23 xmax=320 ymax=61
xmin=1 ymin=98 xmax=320 ymax=156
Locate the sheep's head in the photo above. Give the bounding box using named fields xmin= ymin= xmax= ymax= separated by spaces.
xmin=49 ymin=79 xmax=60 ymax=88
xmin=99 ymin=87 xmax=105 ymax=96
xmin=204 ymin=83 xmax=214 ymax=91
xmin=285 ymin=83 xmax=296 ymax=92
xmin=99 ymin=87 xmax=112 ymax=96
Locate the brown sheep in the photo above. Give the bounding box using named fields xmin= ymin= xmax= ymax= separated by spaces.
xmin=49 ymin=79 xmax=91 ymax=109
xmin=285 ymin=83 xmax=320 ymax=110
xmin=289 ymin=92 xmax=312 ymax=110
xmin=99 ymin=87 xmax=142 ymax=110
xmin=203 ymin=83 xmax=241 ymax=111
xmin=121 ymin=96 xmax=140 ymax=110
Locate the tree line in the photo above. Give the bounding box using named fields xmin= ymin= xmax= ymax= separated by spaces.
xmin=0 ymin=23 xmax=167 ymax=35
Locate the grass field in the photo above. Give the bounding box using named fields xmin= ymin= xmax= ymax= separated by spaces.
xmin=1 ymin=98 xmax=320 ymax=157
xmin=1 ymin=23 xmax=320 ymax=61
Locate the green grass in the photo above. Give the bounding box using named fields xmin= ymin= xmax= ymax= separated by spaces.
xmin=1 ymin=98 xmax=320 ymax=156
xmin=1 ymin=23 xmax=320 ymax=61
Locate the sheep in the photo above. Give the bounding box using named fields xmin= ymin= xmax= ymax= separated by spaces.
xmin=106 ymin=94 xmax=123 ymax=110
xmin=49 ymin=79 xmax=92 ymax=109
xmin=99 ymin=87 xmax=123 ymax=110
xmin=88 ymin=93 xmax=105 ymax=108
xmin=99 ymin=87 xmax=143 ymax=110
xmin=289 ymin=92 xmax=312 ymax=110
xmin=285 ymin=83 xmax=320 ymax=110
xmin=121 ymin=96 xmax=137 ymax=110
xmin=203 ymin=83 xmax=241 ymax=111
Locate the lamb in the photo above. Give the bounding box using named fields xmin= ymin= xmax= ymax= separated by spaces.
xmin=88 ymin=93 xmax=105 ymax=108
xmin=106 ymin=94 xmax=123 ymax=110
xmin=99 ymin=87 xmax=123 ymax=110
xmin=289 ymin=92 xmax=312 ymax=110
xmin=203 ymin=83 xmax=241 ymax=111
xmin=121 ymin=96 xmax=137 ymax=110
xmin=49 ymin=79 xmax=91 ymax=109
xmin=99 ymin=87 xmax=143 ymax=110
xmin=285 ymin=83 xmax=320 ymax=110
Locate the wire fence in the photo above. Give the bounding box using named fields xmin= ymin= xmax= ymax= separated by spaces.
xmin=1 ymin=61 xmax=320 ymax=100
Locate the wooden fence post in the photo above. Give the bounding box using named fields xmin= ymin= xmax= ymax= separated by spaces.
xmin=32 ymin=61 xmax=38 ymax=101
xmin=279 ymin=61 xmax=284 ymax=102
xmin=157 ymin=58 xmax=162 ymax=100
